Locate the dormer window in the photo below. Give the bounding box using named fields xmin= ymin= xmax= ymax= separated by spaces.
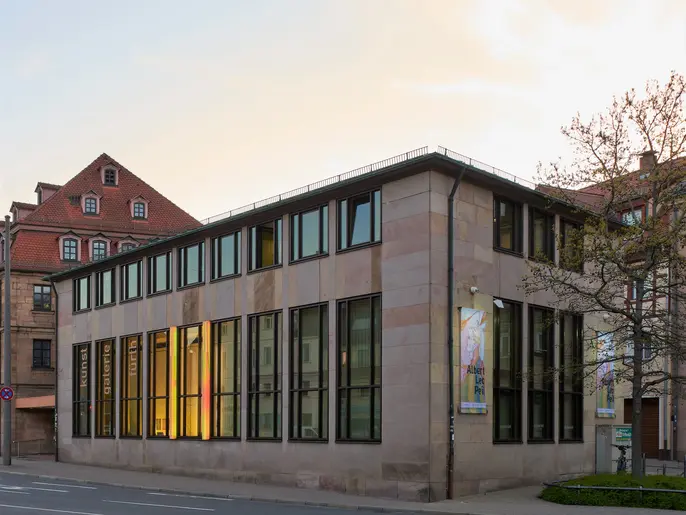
xmin=63 ymin=238 xmax=78 ymax=262
xmin=120 ymin=242 xmax=136 ymax=252
xmin=103 ymin=168 xmax=118 ymax=186
xmin=84 ymin=197 xmax=97 ymax=214
xmin=92 ymin=240 xmax=107 ymax=261
xmin=133 ymin=202 xmax=146 ymax=219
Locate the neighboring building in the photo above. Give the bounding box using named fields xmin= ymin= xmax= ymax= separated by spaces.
xmin=0 ymin=153 xmax=201 ymax=456
xmin=50 ymin=147 xmax=615 ymax=501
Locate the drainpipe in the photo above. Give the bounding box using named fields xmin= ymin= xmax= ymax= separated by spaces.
xmin=446 ymin=169 xmax=465 ymax=500
xmin=50 ymin=280 xmax=58 ymax=462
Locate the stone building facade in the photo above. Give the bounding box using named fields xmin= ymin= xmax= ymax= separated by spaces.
xmin=51 ymin=148 xmax=617 ymax=500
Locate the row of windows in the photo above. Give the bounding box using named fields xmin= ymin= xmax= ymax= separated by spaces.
xmin=72 ymin=295 xmax=381 ymax=443
xmin=73 ymin=190 xmax=382 ymax=312
xmin=493 ymin=301 xmax=584 ymax=444
xmin=63 ymin=238 xmax=137 ymax=263
xmin=494 ymin=198 xmax=583 ymax=271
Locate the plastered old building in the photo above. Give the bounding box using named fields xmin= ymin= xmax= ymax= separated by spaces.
xmin=0 ymin=154 xmax=201 ymax=455
xmin=51 ymin=147 xmax=618 ymax=501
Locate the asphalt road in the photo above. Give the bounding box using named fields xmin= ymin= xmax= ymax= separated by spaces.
xmin=0 ymin=472 xmax=408 ymax=515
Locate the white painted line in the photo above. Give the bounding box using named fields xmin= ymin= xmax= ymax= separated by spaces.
xmin=32 ymin=482 xmax=97 ymax=490
xmin=24 ymin=486 xmax=69 ymax=493
xmin=0 ymin=488 xmax=29 ymax=494
xmin=0 ymin=504 xmax=103 ymax=515
xmin=104 ymin=499 xmax=215 ymax=511
xmin=148 ymin=492 xmax=232 ymax=502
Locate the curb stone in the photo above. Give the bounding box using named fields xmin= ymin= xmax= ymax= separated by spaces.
xmin=0 ymin=468 xmax=473 ymax=514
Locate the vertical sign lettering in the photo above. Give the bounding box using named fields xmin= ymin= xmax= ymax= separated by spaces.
xmin=459 ymin=308 xmax=488 ymax=414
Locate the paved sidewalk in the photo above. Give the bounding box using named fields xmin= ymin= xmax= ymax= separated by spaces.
xmin=0 ymin=458 xmax=672 ymax=514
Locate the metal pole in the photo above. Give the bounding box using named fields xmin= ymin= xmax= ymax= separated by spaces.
xmin=3 ymin=215 xmax=11 ymax=465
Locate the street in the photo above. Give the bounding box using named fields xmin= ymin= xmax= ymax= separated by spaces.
xmin=0 ymin=472 xmax=409 ymax=515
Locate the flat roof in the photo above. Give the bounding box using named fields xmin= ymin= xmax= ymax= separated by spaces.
xmin=44 ymin=145 xmax=583 ymax=283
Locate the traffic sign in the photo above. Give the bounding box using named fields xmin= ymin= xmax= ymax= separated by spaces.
xmin=0 ymin=387 xmax=14 ymax=401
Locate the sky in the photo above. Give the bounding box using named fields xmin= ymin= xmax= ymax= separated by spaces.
xmin=1 ymin=0 xmax=685 ymax=223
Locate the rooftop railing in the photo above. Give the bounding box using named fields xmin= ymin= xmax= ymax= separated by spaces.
xmin=200 ymin=145 xmax=536 ymax=225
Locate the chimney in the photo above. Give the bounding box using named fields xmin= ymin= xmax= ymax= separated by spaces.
xmin=639 ymin=150 xmax=657 ymax=171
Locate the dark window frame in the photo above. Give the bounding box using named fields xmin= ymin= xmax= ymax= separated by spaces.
xmin=133 ymin=202 xmax=146 ymax=219
xmin=95 ymin=339 xmax=115 ymax=438
xmin=95 ymin=268 xmax=116 ymax=307
xmin=148 ymin=251 xmax=172 ymax=295
xmin=560 ymin=219 xmax=584 ymax=272
xmin=178 ymin=241 xmax=205 ymax=288
xmin=493 ymin=197 xmax=523 ymax=254
xmin=289 ymin=303 xmax=329 ymax=441
xmin=72 ymin=342 xmax=91 ymax=437
xmin=73 ymin=275 xmax=91 ymax=313
xmin=337 ymin=294 xmax=382 ymax=443
xmin=104 ymin=169 xmax=117 ymax=186
xmin=120 ymin=260 xmax=143 ymax=301
xmin=559 ymin=312 xmax=584 ymax=442
xmin=33 ymin=284 xmax=52 ymax=311
xmin=120 ymin=334 xmax=143 ymax=438
xmin=32 ymin=339 xmax=51 ymax=369
xmin=528 ymin=208 xmax=555 ymax=262
xmin=248 ymin=219 xmax=283 ymax=272
xmin=247 ymin=311 xmax=283 ymax=440
xmin=290 ymin=205 xmax=329 ymax=262
xmin=92 ymin=240 xmax=108 ymax=261
xmin=337 ymin=189 xmax=381 ymax=251
xmin=177 ymin=325 xmax=203 ymax=439
xmin=63 ymin=238 xmax=78 ymax=262
xmin=148 ymin=330 xmax=170 ymax=438
xmin=84 ymin=197 xmax=98 ymax=214
xmin=120 ymin=242 xmax=136 ymax=253
xmin=211 ymin=231 xmax=241 ymax=280
xmin=493 ymin=299 xmax=522 ymax=443
xmin=528 ymin=306 xmax=555 ymax=443
xmin=210 ymin=318 xmax=241 ymax=439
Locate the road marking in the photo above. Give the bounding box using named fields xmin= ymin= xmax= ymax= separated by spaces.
xmin=32 ymin=482 xmax=97 ymax=490
xmin=104 ymin=499 xmax=214 ymax=511
xmin=148 ymin=492 xmax=232 ymax=502
xmin=0 ymin=504 xmax=103 ymax=515
xmin=0 ymin=487 xmax=29 ymax=494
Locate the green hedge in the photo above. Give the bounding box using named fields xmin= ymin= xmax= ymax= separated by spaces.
xmin=540 ymin=474 xmax=686 ymax=510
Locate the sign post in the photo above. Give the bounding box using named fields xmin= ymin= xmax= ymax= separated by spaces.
xmin=3 ymin=215 xmax=11 ymax=465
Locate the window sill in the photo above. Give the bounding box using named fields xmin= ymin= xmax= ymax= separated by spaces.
xmin=210 ymin=273 xmax=241 ymax=285
xmin=175 ymin=436 xmax=203 ymax=441
xmin=335 ymin=439 xmax=381 ymax=445
xmin=94 ymin=435 xmax=116 ymax=439
xmin=119 ymin=296 xmax=142 ymax=305
xmin=146 ymin=435 xmax=170 ymax=440
xmin=288 ymin=437 xmax=329 ymax=444
xmin=246 ymin=437 xmax=282 ymax=442
xmin=209 ymin=436 xmax=241 ymax=441
xmin=176 ymin=282 xmax=205 ymax=292
xmin=493 ymin=439 xmax=523 ymax=445
xmin=62 ymin=260 xmax=81 ymax=265
xmin=247 ymin=264 xmax=283 ymax=276
xmin=559 ymin=439 xmax=584 ymax=444
xmin=494 ymin=247 xmax=524 ymax=258
xmin=289 ymin=252 xmax=329 ymax=266
xmin=119 ymin=435 xmax=143 ymax=440
xmin=336 ymin=240 xmax=382 ymax=256
xmin=31 ymin=309 xmax=53 ymax=314
xmin=527 ymin=439 xmax=555 ymax=444
xmin=95 ymin=303 xmax=116 ymax=311
xmin=526 ymin=255 xmax=554 ymax=265
xmin=73 ymin=309 xmax=91 ymax=315
xmin=71 ymin=435 xmax=92 ymax=439
xmin=31 ymin=367 xmax=54 ymax=372
xmin=147 ymin=289 xmax=172 ymax=299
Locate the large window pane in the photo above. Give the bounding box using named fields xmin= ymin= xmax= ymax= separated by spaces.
xmin=212 ymin=319 xmax=241 ymax=438
xmin=121 ymin=261 xmax=142 ymax=300
xmin=73 ymin=343 xmax=91 ymax=437
xmin=337 ymin=295 xmax=381 ymax=441
xmin=290 ymin=304 xmax=328 ymax=440
xmin=95 ymin=339 xmax=115 ymax=437
xmin=494 ymin=198 xmax=522 ymax=253
xmin=249 ymin=220 xmax=282 ymax=271
xmin=179 ymin=242 xmax=205 ymax=287
xmin=73 ymin=276 xmax=91 ymax=312
xmin=248 ymin=312 xmax=282 ymax=439
xmin=338 ymin=190 xmax=381 ymax=250
xmin=179 ymin=326 xmax=202 ymax=437
xmin=529 ymin=209 xmax=554 ymax=261
xmin=291 ymin=206 xmax=328 ymax=261
xmin=33 ymin=285 xmax=52 ymax=311
xmin=528 ymin=306 xmax=554 ymax=442
xmin=560 ymin=313 xmax=584 ymax=441
xmin=211 ymin=232 xmax=241 ymax=279
xmin=148 ymin=330 xmax=169 ymax=437
xmin=96 ymin=269 xmax=115 ymax=307
xmin=493 ymin=300 xmax=521 ymax=442
xmin=121 ymin=335 xmax=143 ymax=437
xmin=148 ymin=252 xmax=171 ymax=294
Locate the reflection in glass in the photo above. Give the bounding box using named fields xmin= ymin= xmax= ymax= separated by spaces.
xmin=95 ymin=340 xmax=115 ymax=437
xmin=179 ymin=326 xmax=202 ymax=437
xmin=249 ymin=220 xmax=282 ymax=270
xmin=121 ymin=335 xmax=142 ymax=437
xmin=179 ymin=243 xmax=205 ymax=287
xmin=338 ymin=190 xmax=381 ymax=250
xmin=148 ymin=330 xmax=169 ymax=437
xmin=248 ymin=313 xmax=282 ymax=439
xmin=212 ymin=319 xmax=240 ymax=438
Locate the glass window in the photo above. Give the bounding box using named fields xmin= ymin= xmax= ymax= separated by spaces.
xmin=178 ymin=326 xmax=202 ymax=438
xmin=95 ymin=268 xmax=115 ymax=307
xmin=73 ymin=343 xmax=91 ymax=437
xmin=104 ymin=169 xmax=117 ymax=185
xmin=121 ymin=335 xmax=143 ymax=437
xmin=92 ymin=241 xmax=107 ymax=261
xmin=95 ymin=339 xmax=115 ymax=437
xmin=33 ymin=285 xmax=51 ymax=311
xmin=528 ymin=306 xmax=554 ymax=442
xmin=32 ymin=340 xmax=51 ymax=369
xmin=148 ymin=330 xmax=170 ymax=438
xmin=178 ymin=242 xmax=205 ymax=287
xmin=291 ymin=205 xmax=329 ymax=261
xmin=560 ymin=220 xmax=583 ymax=272
xmin=211 ymin=232 xmax=241 ymax=280
xmin=63 ymin=238 xmax=78 ymax=261
xmin=211 ymin=319 xmax=241 ymax=438
xmin=290 ymin=304 xmax=328 ymax=440
xmin=248 ymin=219 xmax=282 ymax=271
xmin=133 ymin=202 xmax=146 ymax=219
xmin=529 ymin=209 xmax=554 ymax=261
xmin=120 ymin=242 xmax=136 ymax=253
xmin=622 ymin=207 xmax=643 ymax=226
xmin=148 ymin=252 xmax=171 ymax=294
xmin=560 ymin=313 xmax=583 ymax=441
xmin=248 ymin=312 xmax=282 ymax=439
xmin=73 ymin=276 xmax=91 ymax=312
xmin=493 ymin=300 xmax=521 ymax=442
xmin=337 ymin=295 xmax=381 ymax=441
xmin=338 ymin=190 xmax=381 ymax=250
xmin=121 ymin=261 xmax=142 ymax=300
xmin=494 ymin=198 xmax=522 ymax=253
xmin=84 ymin=197 xmax=97 ymax=214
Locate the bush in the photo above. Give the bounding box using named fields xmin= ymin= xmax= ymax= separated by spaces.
xmin=540 ymin=474 xmax=686 ymax=511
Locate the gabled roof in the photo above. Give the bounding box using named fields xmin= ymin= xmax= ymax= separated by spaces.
xmin=11 ymin=201 xmax=37 ymax=211
xmin=20 ymin=153 xmax=201 ymax=234
xmin=35 ymin=182 xmax=62 ymax=192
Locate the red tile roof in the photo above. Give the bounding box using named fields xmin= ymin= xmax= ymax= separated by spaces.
xmin=11 ymin=202 xmax=37 ymax=211
xmin=35 ymin=182 xmax=62 ymax=191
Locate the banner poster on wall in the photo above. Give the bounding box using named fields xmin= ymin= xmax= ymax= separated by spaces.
xmin=459 ymin=308 xmax=487 ymax=414
xmin=596 ymin=331 xmax=616 ymax=418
